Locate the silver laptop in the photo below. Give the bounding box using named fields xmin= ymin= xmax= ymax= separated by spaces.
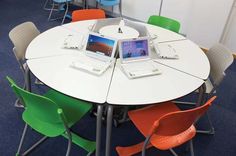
xmin=92 ymin=17 xmax=122 ymax=33
xmin=71 ymin=32 xmax=118 ymax=76
xmin=119 ymin=37 xmax=161 ymax=79
xmin=124 ymin=19 xmax=150 ymax=37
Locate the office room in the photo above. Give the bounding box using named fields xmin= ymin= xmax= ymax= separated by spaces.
xmin=1 ymin=0 xmax=236 ymax=155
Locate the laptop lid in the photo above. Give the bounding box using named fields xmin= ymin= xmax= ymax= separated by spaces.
xmin=92 ymin=17 xmax=122 ymax=33
xmin=119 ymin=37 xmax=151 ymax=63
xmin=84 ymin=32 xmax=118 ymax=61
xmin=124 ymin=19 xmax=150 ymax=37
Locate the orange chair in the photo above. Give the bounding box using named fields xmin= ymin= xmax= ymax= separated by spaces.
xmin=71 ymin=9 xmax=106 ymax=22
xmin=116 ymin=96 xmax=217 ymax=156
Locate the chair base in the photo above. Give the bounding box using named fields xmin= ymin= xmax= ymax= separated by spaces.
xmin=14 ymin=99 xmax=24 ymax=108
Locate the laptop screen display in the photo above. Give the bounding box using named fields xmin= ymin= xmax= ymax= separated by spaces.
xmin=86 ymin=34 xmax=116 ymax=57
xmin=121 ymin=39 xmax=149 ymax=59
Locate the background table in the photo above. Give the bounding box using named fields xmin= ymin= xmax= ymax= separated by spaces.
xmin=26 ymin=19 xmax=210 ymax=156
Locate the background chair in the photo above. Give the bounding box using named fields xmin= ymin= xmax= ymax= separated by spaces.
xmin=96 ymin=0 xmax=122 ymax=17
xmin=7 ymin=76 xmax=96 ymax=156
xmin=48 ymin=0 xmax=72 ymax=24
xmin=9 ymin=21 xmax=40 ymax=107
xmin=147 ymin=15 xmax=181 ymax=33
xmin=71 ymin=9 xmax=106 ymax=22
xmin=116 ymin=96 xmax=217 ymax=156
xmin=176 ymin=43 xmax=234 ymax=134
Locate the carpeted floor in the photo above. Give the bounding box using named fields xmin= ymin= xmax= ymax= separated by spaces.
xmin=1 ymin=0 xmax=236 ymax=155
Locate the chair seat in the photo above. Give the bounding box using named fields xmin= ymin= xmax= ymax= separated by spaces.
xmin=23 ymin=89 xmax=92 ymax=137
xmin=53 ymin=0 xmax=72 ymax=3
xmin=97 ymin=0 xmax=120 ymax=6
xmin=128 ymin=102 xmax=196 ymax=150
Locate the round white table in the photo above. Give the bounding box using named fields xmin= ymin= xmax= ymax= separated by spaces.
xmin=25 ymin=19 xmax=210 ymax=156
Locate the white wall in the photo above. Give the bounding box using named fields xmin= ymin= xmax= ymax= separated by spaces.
xmin=186 ymin=0 xmax=234 ymax=49
xmin=88 ymin=0 xmax=235 ymax=49
xmin=221 ymin=0 xmax=236 ymax=52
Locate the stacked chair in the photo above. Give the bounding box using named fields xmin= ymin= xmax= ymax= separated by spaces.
xmin=96 ymin=0 xmax=122 ymax=17
xmin=48 ymin=0 xmax=71 ymax=24
xmin=7 ymin=76 xmax=96 ymax=156
xmin=116 ymin=96 xmax=217 ymax=156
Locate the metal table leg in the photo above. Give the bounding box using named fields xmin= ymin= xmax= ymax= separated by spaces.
xmin=105 ymin=105 xmax=114 ymax=156
xmin=196 ymin=83 xmax=206 ymax=107
xmin=96 ymin=104 xmax=103 ymax=156
xmin=25 ymin=65 xmax=31 ymax=92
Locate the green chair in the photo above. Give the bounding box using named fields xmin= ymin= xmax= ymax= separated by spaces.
xmin=6 ymin=76 xmax=96 ymax=156
xmin=147 ymin=15 xmax=181 ymax=33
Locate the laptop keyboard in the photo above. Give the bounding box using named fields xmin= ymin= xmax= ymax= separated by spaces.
xmin=121 ymin=60 xmax=161 ymax=78
xmin=71 ymin=58 xmax=111 ymax=75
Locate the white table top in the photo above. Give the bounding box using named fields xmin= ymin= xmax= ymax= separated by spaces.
xmin=152 ymin=40 xmax=210 ymax=80
xmin=26 ymin=26 xmax=84 ymax=59
xmin=26 ymin=19 xmax=210 ymax=106
xmin=99 ymin=25 xmax=139 ymax=39
xmin=107 ymin=60 xmax=204 ymax=105
xmin=27 ymin=52 xmax=115 ymax=104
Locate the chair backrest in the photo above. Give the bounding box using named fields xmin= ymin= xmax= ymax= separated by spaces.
xmin=6 ymin=76 xmax=63 ymax=125
xmin=147 ymin=15 xmax=180 ymax=33
xmin=206 ymin=44 xmax=234 ymax=86
xmin=96 ymin=0 xmax=120 ymax=6
xmin=72 ymin=9 xmax=106 ymax=22
xmin=9 ymin=22 xmax=40 ymax=61
xmin=150 ymin=96 xmax=216 ymax=136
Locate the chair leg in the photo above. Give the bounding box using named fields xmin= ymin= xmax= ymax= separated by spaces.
xmin=14 ymin=98 xmax=24 ymax=108
xmin=61 ymin=2 xmax=69 ymax=25
xmin=16 ymin=124 xmax=28 ymax=155
xmin=189 ymin=140 xmax=194 ymax=156
xmin=169 ymin=148 xmax=178 ymax=156
xmin=48 ymin=2 xmax=55 ymax=21
xmin=65 ymin=136 xmax=72 ymax=156
xmin=22 ymin=136 xmax=48 ymax=156
xmin=142 ymin=135 xmax=152 ymax=156
xmin=197 ymin=112 xmax=215 ymax=135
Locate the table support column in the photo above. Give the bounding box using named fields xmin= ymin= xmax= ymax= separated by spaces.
xmin=25 ymin=65 xmax=31 ymax=92
xmin=96 ymin=104 xmax=103 ymax=156
xmin=105 ymin=105 xmax=114 ymax=156
xmin=196 ymin=83 xmax=206 ymax=107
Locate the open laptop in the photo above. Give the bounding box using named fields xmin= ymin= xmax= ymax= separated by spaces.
xmin=124 ymin=19 xmax=150 ymax=37
xmin=119 ymin=37 xmax=161 ymax=79
xmin=71 ymin=32 xmax=118 ymax=76
xmin=92 ymin=17 xmax=122 ymax=33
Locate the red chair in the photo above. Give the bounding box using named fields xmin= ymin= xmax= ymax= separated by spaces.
xmin=71 ymin=9 xmax=106 ymax=22
xmin=116 ymin=96 xmax=217 ymax=156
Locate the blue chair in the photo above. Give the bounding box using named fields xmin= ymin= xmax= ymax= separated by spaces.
xmin=96 ymin=0 xmax=122 ymax=17
xmin=48 ymin=0 xmax=72 ymax=24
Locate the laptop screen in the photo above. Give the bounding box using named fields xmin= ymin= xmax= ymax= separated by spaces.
xmin=86 ymin=34 xmax=116 ymax=57
xmin=120 ymin=39 xmax=149 ymax=59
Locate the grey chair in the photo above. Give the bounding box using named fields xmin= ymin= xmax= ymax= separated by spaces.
xmin=9 ymin=22 xmax=41 ymax=107
xmin=176 ymin=43 xmax=234 ymax=134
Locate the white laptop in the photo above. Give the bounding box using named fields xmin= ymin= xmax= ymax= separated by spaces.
xmin=119 ymin=37 xmax=161 ymax=79
xmin=71 ymin=32 xmax=118 ymax=76
xmin=92 ymin=17 xmax=122 ymax=33
xmin=153 ymin=40 xmax=179 ymax=59
xmin=124 ymin=19 xmax=150 ymax=37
